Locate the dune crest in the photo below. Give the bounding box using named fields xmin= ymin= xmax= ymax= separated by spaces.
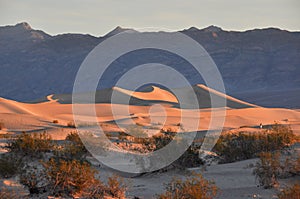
xmin=114 ymin=86 xmax=178 ymax=103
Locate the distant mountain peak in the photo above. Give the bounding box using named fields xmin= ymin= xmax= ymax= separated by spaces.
xmin=114 ymin=26 xmax=125 ymax=31
xmin=184 ymin=25 xmax=223 ymax=33
xmin=201 ymin=25 xmax=222 ymax=32
xmin=0 ymin=22 xmax=50 ymax=43
xmin=186 ymin=27 xmax=200 ymax=31
xmin=15 ymin=22 xmax=32 ymax=31
xmin=105 ymin=26 xmax=135 ymax=37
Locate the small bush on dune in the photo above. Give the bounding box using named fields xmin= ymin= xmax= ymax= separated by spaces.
xmin=0 ymin=122 xmax=4 ymax=130
xmin=278 ymin=183 xmax=300 ymax=199
xmin=157 ymin=173 xmax=218 ymax=199
xmin=52 ymin=120 xmax=59 ymax=124
xmin=67 ymin=121 xmax=76 ymax=128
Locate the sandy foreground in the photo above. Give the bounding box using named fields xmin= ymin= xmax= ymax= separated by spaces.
xmin=0 ymin=86 xmax=299 ymax=198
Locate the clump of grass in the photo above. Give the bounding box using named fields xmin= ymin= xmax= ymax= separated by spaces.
xmin=52 ymin=120 xmax=59 ymax=124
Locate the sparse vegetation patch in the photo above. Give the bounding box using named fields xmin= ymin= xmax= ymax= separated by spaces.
xmin=157 ymin=173 xmax=218 ymax=199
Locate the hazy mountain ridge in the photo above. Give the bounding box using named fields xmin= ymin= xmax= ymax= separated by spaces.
xmin=0 ymin=22 xmax=299 ymax=107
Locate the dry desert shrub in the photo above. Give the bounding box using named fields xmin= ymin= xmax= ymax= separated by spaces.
xmin=278 ymin=183 xmax=300 ymax=199
xmin=157 ymin=173 xmax=218 ymax=199
xmin=0 ymin=154 xmax=22 ymax=178
xmin=42 ymin=158 xmax=126 ymax=198
xmin=19 ymin=164 xmax=48 ymax=195
xmin=214 ymin=123 xmax=296 ymax=163
xmin=0 ymin=187 xmax=23 ymax=199
xmin=253 ymin=152 xmax=281 ymax=188
xmin=6 ymin=131 xmax=53 ymax=157
xmin=253 ymin=151 xmax=300 ymax=189
xmin=54 ymin=132 xmax=88 ymax=160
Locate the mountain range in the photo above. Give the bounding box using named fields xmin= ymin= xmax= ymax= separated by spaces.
xmin=0 ymin=22 xmax=299 ymax=107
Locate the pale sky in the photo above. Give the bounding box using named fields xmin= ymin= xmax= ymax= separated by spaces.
xmin=0 ymin=0 xmax=299 ymax=36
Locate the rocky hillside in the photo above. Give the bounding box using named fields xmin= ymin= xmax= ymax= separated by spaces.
xmin=0 ymin=22 xmax=299 ymax=107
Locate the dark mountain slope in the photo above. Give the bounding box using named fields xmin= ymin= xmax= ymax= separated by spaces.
xmin=0 ymin=23 xmax=299 ymax=107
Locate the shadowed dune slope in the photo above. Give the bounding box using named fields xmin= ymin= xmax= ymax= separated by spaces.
xmin=33 ymin=85 xmax=257 ymax=109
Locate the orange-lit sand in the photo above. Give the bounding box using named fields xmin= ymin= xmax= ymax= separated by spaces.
xmin=0 ymin=85 xmax=299 ymax=140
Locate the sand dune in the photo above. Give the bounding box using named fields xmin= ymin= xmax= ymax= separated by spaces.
xmin=0 ymin=86 xmax=299 ymax=138
xmin=41 ymin=86 xmax=178 ymax=106
xmin=0 ymin=97 xmax=35 ymax=115
xmin=35 ymin=85 xmax=256 ymax=109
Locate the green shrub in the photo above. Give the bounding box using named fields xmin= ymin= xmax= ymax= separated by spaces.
xmin=157 ymin=173 xmax=218 ymax=199
xmin=6 ymin=132 xmax=53 ymax=157
xmin=278 ymin=183 xmax=300 ymax=199
xmin=0 ymin=154 xmax=22 ymax=178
